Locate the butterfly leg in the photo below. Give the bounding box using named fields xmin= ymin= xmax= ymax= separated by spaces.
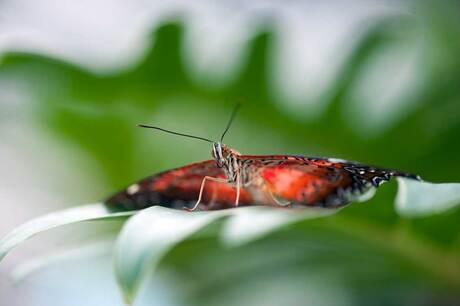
xmin=184 ymin=176 xmax=227 ymax=212
xmin=234 ymin=172 xmax=241 ymax=207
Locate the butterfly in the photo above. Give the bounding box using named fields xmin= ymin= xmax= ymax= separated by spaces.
xmin=106 ymin=105 xmax=420 ymax=211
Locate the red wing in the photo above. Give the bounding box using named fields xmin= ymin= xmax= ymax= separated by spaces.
xmin=106 ymin=160 xmax=252 ymax=210
xmin=240 ymin=155 xmax=419 ymax=208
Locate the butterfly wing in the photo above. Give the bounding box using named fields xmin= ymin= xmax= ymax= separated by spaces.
xmin=106 ymin=154 xmax=420 ymax=210
xmin=106 ymin=160 xmax=252 ymax=210
xmin=240 ymin=155 xmax=420 ymax=208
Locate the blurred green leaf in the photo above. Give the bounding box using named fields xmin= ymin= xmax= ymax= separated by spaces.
xmin=0 ymin=203 xmax=134 ymax=262
xmin=396 ymin=178 xmax=460 ymax=217
xmin=11 ymin=239 xmax=115 ymax=283
xmin=219 ymin=205 xmax=334 ymax=247
xmin=114 ymin=206 xmax=227 ymax=303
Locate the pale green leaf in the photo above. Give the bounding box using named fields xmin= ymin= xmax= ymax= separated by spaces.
xmin=11 ymin=239 xmax=115 ymax=283
xmin=0 ymin=203 xmax=135 ymax=262
xmin=220 ymin=207 xmax=334 ymax=247
xmin=396 ymin=178 xmax=460 ymax=217
xmin=114 ymin=206 xmax=229 ymax=303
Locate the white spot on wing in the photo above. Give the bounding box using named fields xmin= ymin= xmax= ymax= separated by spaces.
xmin=127 ymin=184 xmax=140 ymax=195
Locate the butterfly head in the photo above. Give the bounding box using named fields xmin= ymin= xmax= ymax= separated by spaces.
xmin=212 ymin=142 xmax=227 ymax=168
xmin=212 ymin=142 xmax=240 ymax=168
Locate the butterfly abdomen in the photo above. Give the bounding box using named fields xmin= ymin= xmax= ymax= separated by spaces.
xmin=105 ymin=182 xmax=179 ymax=211
xmin=105 ymin=166 xmax=201 ymax=211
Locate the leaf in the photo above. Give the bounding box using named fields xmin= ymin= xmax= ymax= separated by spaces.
xmin=220 ymin=206 xmax=334 ymax=247
xmin=114 ymin=206 xmax=229 ymax=303
xmin=0 ymin=203 xmax=135 ymax=262
xmin=396 ymin=178 xmax=460 ymax=217
xmin=114 ymin=206 xmax=334 ymax=304
xmin=11 ymin=239 xmax=115 ymax=283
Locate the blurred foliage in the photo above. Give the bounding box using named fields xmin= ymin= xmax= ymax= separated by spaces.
xmin=1 ymin=1 xmax=460 ymax=305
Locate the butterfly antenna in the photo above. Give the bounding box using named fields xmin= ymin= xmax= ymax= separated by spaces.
xmin=220 ymin=103 xmax=241 ymax=142
xmin=138 ymin=124 xmax=214 ymax=143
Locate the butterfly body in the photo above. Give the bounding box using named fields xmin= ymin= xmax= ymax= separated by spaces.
xmin=106 ymin=142 xmax=420 ymax=211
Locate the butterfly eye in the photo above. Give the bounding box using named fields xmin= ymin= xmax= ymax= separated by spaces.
xmin=212 ymin=143 xmax=223 ymax=167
